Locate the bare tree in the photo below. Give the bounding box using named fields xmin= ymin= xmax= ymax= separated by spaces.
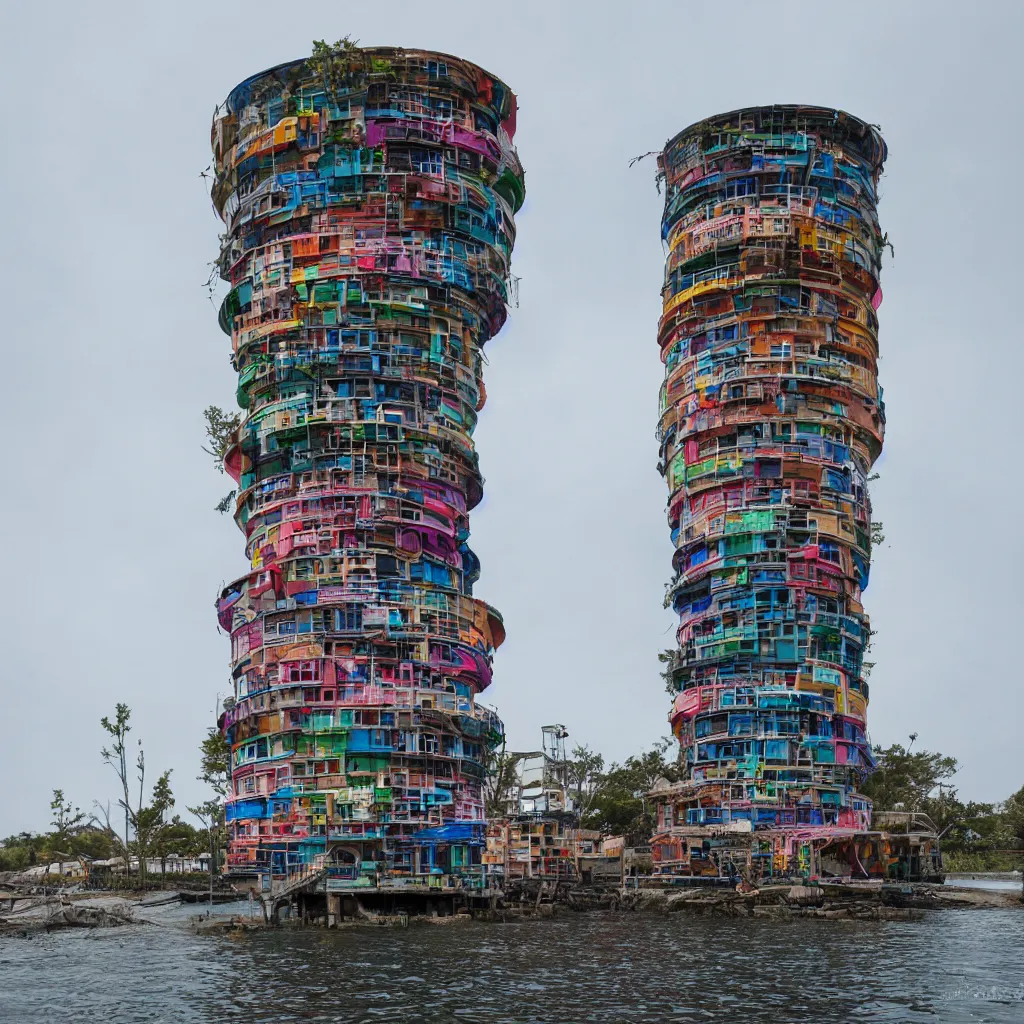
xmin=100 ymin=704 xmax=173 ymax=882
xmin=100 ymin=704 xmax=137 ymax=878
xmin=90 ymin=801 xmax=128 ymax=872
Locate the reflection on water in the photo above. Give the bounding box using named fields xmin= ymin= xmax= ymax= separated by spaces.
xmin=2 ymin=910 xmax=1023 ymax=1023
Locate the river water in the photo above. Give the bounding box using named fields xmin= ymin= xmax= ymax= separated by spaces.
xmin=2 ymin=905 xmax=1023 ymax=1023
xmin=946 ymin=876 xmax=1023 ymax=892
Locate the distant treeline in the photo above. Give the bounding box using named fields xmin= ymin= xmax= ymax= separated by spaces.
xmin=861 ymin=739 xmax=1024 ymax=870
xmin=5 ymin=717 xmax=1022 ymax=876
xmin=544 ymin=735 xmax=1024 ymax=860
xmin=0 ymin=702 xmax=229 ymax=881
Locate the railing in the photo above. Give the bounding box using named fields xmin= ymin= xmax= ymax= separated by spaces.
xmin=872 ymin=811 xmax=940 ymax=836
xmin=270 ymin=854 xmax=329 ymax=898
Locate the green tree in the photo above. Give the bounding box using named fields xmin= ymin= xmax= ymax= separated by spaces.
xmin=867 ymin=472 xmax=885 ymax=550
xmin=0 ymin=833 xmax=46 ymax=872
xmin=1002 ymin=785 xmax=1024 ymax=850
xmin=198 ymin=726 xmax=231 ymax=798
xmin=658 ymin=650 xmax=680 ymax=696
xmin=566 ymin=744 xmax=605 ymax=819
xmin=203 ymin=405 xmax=240 ymax=513
xmin=938 ymin=799 xmax=1013 ymax=852
xmin=136 ymin=770 xmax=175 ymax=874
xmin=307 ymin=37 xmax=371 ymax=104
xmin=862 ymin=740 xmax=959 ymax=818
xmin=190 ymin=721 xmax=231 ymax=903
xmin=584 ymin=743 xmax=680 ymax=843
xmin=202 ymin=405 xmax=240 ymax=471
xmin=48 ymin=789 xmax=86 ymax=880
xmin=214 ymin=491 xmax=236 ymax=515
xmin=188 ymin=800 xmax=225 ymax=907
xmin=69 ymin=826 xmax=115 ymax=863
xmin=151 ymin=815 xmax=200 ymax=875
xmin=484 ymin=740 xmax=520 ymax=818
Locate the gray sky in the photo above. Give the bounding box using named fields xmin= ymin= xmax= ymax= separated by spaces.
xmin=2 ymin=1 xmax=1021 ymax=833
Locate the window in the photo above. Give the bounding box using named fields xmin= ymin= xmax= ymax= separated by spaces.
xmin=285 ymin=660 xmax=319 ymax=682
xmin=336 ymin=604 xmax=363 ymax=631
xmin=414 ymin=151 xmax=443 ymax=177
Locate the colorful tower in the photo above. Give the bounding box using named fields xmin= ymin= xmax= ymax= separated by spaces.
xmin=210 ymin=46 xmax=524 ymax=892
xmin=651 ymin=106 xmax=887 ymax=878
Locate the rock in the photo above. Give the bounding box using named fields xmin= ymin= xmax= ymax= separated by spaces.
xmin=752 ymin=905 xmax=788 ymax=917
xmin=784 ymin=886 xmax=824 ymax=906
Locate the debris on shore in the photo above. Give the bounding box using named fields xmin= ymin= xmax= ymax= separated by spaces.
xmin=0 ymin=895 xmax=137 ymax=935
xmin=600 ymin=881 xmax=1021 ymax=919
xmin=190 ymin=878 xmax=1022 ymax=935
xmin=3 ymin=877 xmax=1018 ymax=939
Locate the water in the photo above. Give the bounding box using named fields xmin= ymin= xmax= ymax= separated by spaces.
xmin=948 ymin=878 xmax=1022 ymax=892
xmin=2 ymin=910 xmax=1023 ymax=1023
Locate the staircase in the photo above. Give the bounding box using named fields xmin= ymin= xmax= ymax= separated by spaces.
xmin=275 ymin=862 xmax=329 ymax=900
xmin=260 ymin=855 xmax=330 ymax=921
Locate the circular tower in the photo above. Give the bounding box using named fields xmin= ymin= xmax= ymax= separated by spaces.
xmin=653 ymin=106 xmax=887 ymax=877
xmin=210 ymin=45 xmax=524 ymax=891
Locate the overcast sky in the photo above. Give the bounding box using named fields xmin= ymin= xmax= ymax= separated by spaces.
xmin=1 ymin=1 xmax=1021 ymax=832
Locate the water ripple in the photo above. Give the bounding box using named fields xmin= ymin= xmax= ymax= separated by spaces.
xmin=1 ymin=911 xmax=1023 ymax=1023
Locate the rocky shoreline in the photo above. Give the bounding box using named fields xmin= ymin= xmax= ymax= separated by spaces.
xmin=2 ymin=880 xmax=1019 ymax=937
xmin=570 ymin=881 xmax=1022 ymax=919
xmin=0 ymin=894 xmax=140 ymax=936
xmin=195 ymin=880 xmax=1022 ymax=933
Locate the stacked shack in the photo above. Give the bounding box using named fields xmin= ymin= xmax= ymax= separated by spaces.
xmin=651 ymin=106 xmax=889 ymax=880
xmin=210 ymin=45 xmax=524 ymax=897
xmin=482 ymin=726 xmax=602 ymax=888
